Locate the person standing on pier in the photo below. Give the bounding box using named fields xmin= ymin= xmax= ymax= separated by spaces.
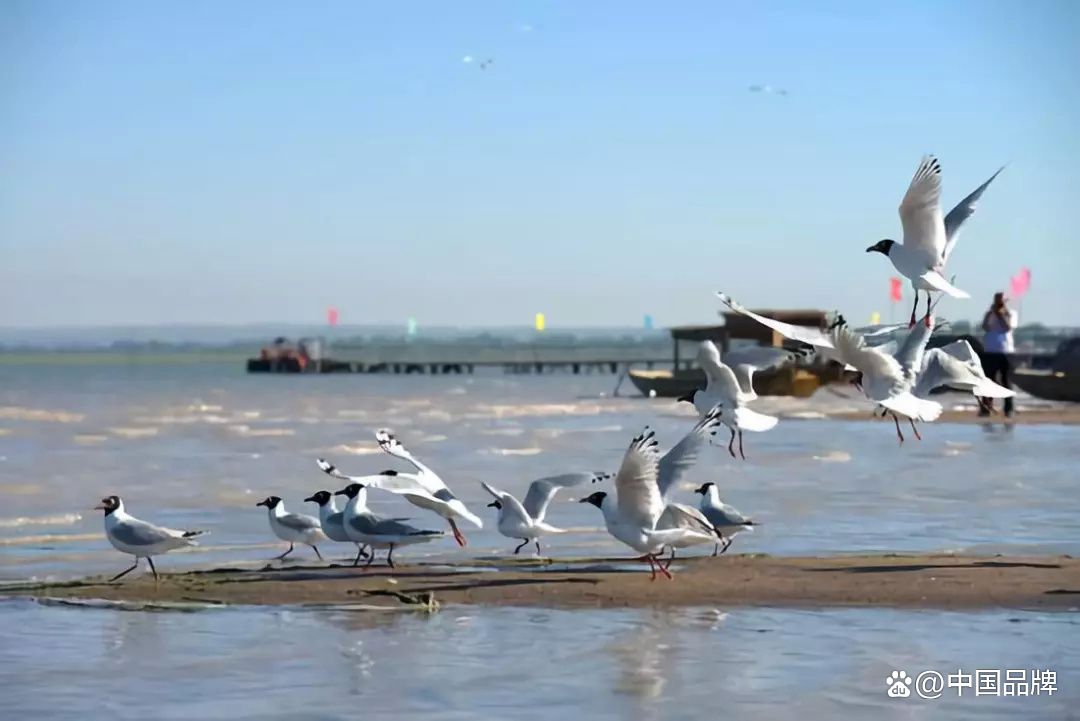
xmin=979 ymin=291 xmax=1017 ymax=418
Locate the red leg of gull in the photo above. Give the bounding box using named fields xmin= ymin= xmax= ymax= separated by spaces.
xmin=908 ymin=292 xmax=918 ymax=327
xmin=448 ymin=518 xmax=467 ymax=547
xmin=891 ymin=413 xmax=905 ymax=443
xmin=738 ymin=430 xmax=746 ymax=460
xmin=909 ymin=418 xmax=922 ymax=440
xmin=727 ymin=428 xmax=738 ymax=459
xmin=655 ymin=554 xmax=674 ymax=580
xmin=645 ymin=554 xmax=659 ymax=581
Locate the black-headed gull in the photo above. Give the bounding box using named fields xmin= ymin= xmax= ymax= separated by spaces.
xmin=335 ymin=483 xmax=444 ymax=568
xmin=830 ymin=320 xmax=943 ymax=441
xmin=304 ymin=490 xmax=371 ymax=565
xmin=317 ymin=429 xmax=484 ymax=547
xmin=96 ymin=495 xmax=208 ymax=582
xmin=693 ymin=482 xmax=758 ymax=555
xmin=578 ymin=427 xmax=720 ymax=581
xmin=256 ymin=496 xmax=326 ymax=561
xmin=677 ymin=340 xmax=787 ymax=460
xmin=866 ymin=156 xmax=1005 ymax=326
xmin=481 ymin=471 xmax=612 ymax=555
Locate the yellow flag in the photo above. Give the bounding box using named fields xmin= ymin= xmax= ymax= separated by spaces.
xmin=535 ymin=313 xmax=545 ymax=331
xmin=870 ymin=312 xmax=881 ymax=325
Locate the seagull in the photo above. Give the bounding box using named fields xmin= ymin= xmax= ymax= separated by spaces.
xmin=95 ymin=495 xmax=208 ymax=582
xmin=716 ymin=291 xmax=907 ymax=371
xmin=479 ymin=58 xmax=493 ymax=70
xmin=322 ymin=429 xmax=484 ymax=547
xmin=676 ymin=340 xmax=787 ymax=459
xmin=578 ymin=427 xmax=720 ymax=581
xmin=830 ymin=319 xmax=943 ymax=441
xmin=481 ymin=471 xmax=612 ymax=555
xmin=335 ymin=483 xmax=445 ymax=568
xmin=693 ymin=483 xmax=758 ymax=555
xmin=749 ymin=84 xmax=788 ymax=96
xmin=866 ymin=156 xmax=1005 ymax=326
xmin=304 ymin=490 xmax=371 ymax=565
xmin=912 ymin=340 xmax=1015 ymax=412
xmin=256 ymin=496 xmax=326 ymax=561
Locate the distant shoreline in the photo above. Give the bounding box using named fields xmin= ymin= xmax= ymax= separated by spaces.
xmin=6 ymin=554 xmax=1078 ymax=611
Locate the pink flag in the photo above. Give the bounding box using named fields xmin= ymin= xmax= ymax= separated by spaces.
xmin=327 ymin=307 xmax=339 ymax=327
xmin=1010 ymin=268 xmax=1031 ymax=298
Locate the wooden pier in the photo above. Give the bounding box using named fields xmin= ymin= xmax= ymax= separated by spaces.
xmin=246 ymin=355 xmax=670 ymax=375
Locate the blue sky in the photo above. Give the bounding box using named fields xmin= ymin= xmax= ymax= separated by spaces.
xmin=2 ymin=0 xmax=1077 ymax=328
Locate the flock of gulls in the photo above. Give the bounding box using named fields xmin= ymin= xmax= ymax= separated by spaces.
xmin=94 ymin=154 xmax=1015 ymax=583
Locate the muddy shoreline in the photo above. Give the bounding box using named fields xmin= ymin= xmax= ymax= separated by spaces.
xmin=5 ymin=554 xmax=1079 ymax=612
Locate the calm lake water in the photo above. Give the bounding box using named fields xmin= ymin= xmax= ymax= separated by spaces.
xmin=1 ymin=361 xmax=1078 ymax=718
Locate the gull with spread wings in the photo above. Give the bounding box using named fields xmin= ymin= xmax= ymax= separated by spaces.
xmin=481 ymin=471 xmax=612 ymax=555
xmin=866 ymin=155 xmax=1005 ymax=326
xmin=317 ymin=429 xmax=484 ymax=547
xmin=676 ymin=340 xmax=799 ymax=459
xmin=579 ymin=423 xmax=722 ymax=581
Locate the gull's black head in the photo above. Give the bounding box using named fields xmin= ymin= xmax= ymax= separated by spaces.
xmin=256 ymin=496 xmax=282 ymax=509
xmin=94 ymin=495 xmax=121 ymax=515
xmin=487 ymin=499 xmax=502 ymax=509
xmin=866 ymin=239 xmax=895 ymax=256
xmin=335 ymin=483 xmax=364 ymax=499
xmin=579 ymin=491 xmax=607 ymax=509
xmin=676 ymin=391 xmax=697 ymax=404
xmin=304 ymin=490 xmax=332 ymax=506
xmin=694 ymin=482 xmax=715 ymax=496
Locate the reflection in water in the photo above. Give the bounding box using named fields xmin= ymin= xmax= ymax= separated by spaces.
xmin=1 ymin=601 xmax=1078 ymax=720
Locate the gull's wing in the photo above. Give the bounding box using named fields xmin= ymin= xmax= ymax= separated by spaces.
xmin=697 ymin=342 xmax=743 ymax=400
xmin=892 ymin=323 xmax=934 ymax=379
xmin=614 ymin=428 xmax=664 ymax=530
xmin=855 ymin=323 xmax=909 ymax=338
xmin=831 ymin=324 xmax=905 ymax=383
xmin=375 ymin=429 xmax=447 ymax=488
xmin=943 ymin=165 xmax=1006 ymax=262
xmin=918 ymin=269 xmax=970 ymax=298
xmin=938 ymin=339 xmax=981 ymax=367
xmin=316 ymin=458 xmax=386 ymax=486
xmin=898 ymin=155 xmax=947 ymax=264
xmin=871 ymin=339 xmax=900 ymax=357
xmin=480 ymin=481 xmax=531 ymax=525
xmin=278 ymin=512 xmax=322 ymax=533
xmin=717 ymin=292 xmax=835 ymax=349
xmin=521 ymin=471 xmax=611 ymax=523
xmin=724 ymin=345 xmax=811 ymax=370
xmin=915 ymin=349 xmax=1015 ymax=399
xmin=658 ymin=503 xmax=718 ymax=536
xmin=109 ymin=517 xmax=188 ymax=547
xmin=657 ymin=406 xmax=725 ymax=502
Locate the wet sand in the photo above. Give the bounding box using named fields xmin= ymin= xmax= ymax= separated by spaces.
xmin=5 ymin=554 xmax=1079 ymax=611
xmin=831 ymin=407 xmax=1080 ymax=426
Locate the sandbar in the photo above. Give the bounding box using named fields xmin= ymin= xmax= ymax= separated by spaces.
xmin=5 ymin=554 xmax=1079 ymax=612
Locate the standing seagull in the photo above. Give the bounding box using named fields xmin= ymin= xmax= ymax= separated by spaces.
xmin=95 ymin=495 xmax=208 ymax=582
xmin=326 ymin=429 xmax=484 ymax=547
xmin=304 ymin=490 xmax=370 ymax=565
xmin=335 ymin=483 xmax=445 ymax=568
xmin=256 ymin=496 xmax=326 ymax=561
xmin=481 ymin=471 xmax=612 ymax=555
xmin=693 ymin=483 xmax=758 ymax=555
xmin=866 ymin=156 xmax=1005 ymax=326
xmin=578 ymin=428 xmax=719 ymax=581
xmin=677 ymin=340 xmax=786 ymax=459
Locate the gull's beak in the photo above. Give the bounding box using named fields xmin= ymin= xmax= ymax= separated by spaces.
xmin=486 ymin=501 xmax=498 ymax=508
xmin=255 ymin=500 xmax=267 ymax=507
xmin=577 ymin=497 xmax=589 ymax=503
xmin=93 ymin=503 xmax=106 ymax=510
xmin=334 ymin=488 xmax=348 ymax=497
xmin=865 ymin=245 xmax=875 ymax=253
xmin=303 ymin=495 xmax=317 ymax=503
